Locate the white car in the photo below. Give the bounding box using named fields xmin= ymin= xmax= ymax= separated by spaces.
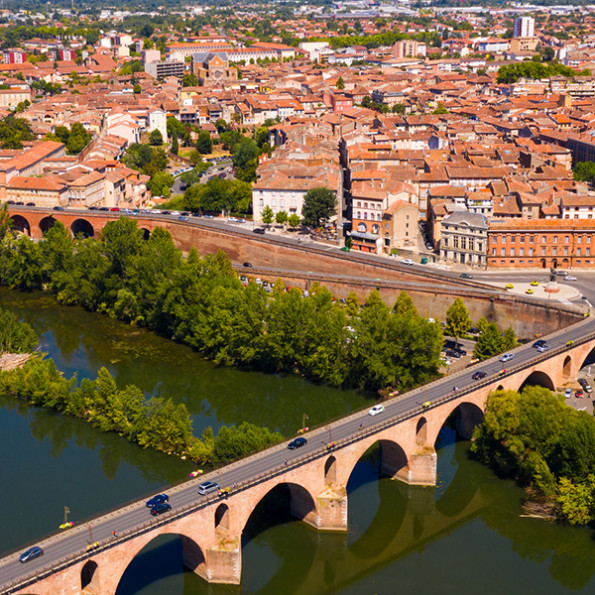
xmin=170 ymin=211 xmax=181 ymax=216
xmin=500 ymin=353 xmax=515 ymax=363
xmin=564 ymin=388 xmax=573 ymax=399
xmin=400 ymin=259 xmax=414 ymax=265
xmin=368 ymin=405 xmax=385 ymax=416
xmin=564 ymin=275 xmax=577 ymax=281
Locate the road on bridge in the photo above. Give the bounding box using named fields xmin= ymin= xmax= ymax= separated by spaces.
xmin=1 ymin=310 xmax=594 ymax=593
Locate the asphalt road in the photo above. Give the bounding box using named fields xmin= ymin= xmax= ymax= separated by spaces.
xmin=2 ymin=312 xmax=594 ymax=592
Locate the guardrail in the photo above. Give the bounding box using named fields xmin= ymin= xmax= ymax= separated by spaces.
xmin=3 ymin=316 xmax=594 ymax=594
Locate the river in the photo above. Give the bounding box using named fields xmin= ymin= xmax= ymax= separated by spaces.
xmin=1 ymin=290 xmax=595 ymax=594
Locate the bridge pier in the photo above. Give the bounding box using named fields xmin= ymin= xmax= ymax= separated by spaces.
xmin=316 ymin=488 xmax=348 ymax=531
xmin=205 ymin=539 xmax=241 ymax=585
xmin=396 ymin=448 xmax=437 ymax=487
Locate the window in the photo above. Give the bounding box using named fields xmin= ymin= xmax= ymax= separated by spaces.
xmin=519 ymin=247 xmax=524 ymax=256
xmin=578 ymin=236 xmax=582 ymax=244
xmin=364 ymin=212 xmax=367 ymax=220
xmin=565 ymin=236 xmax=569 ymax=243
xmin=542 ymin=236 xmax=546 ymax=243
xmin=501 ymin=248 xmax=505 ymax=256
xmin=259 ymin=199 xmax=264 ymax=207
xmin=520 ymin=236 xmax=524 ymax=243
xmin=589 ymin=237 xmax=593 ymax=244
xmin=577 ymin=248 xmax=581 ymax=256
xmin=358 ymin=222 xmax=366 ymax=232
xmin=587 ymin=248 xmax=591 ymax=256
xmin=492 ymin=247 xmax=496 ymax=256
xmin=552 ymin=247 xmax=557 ymax=256
xmin=272 ymin=199 xmax=276 ymax=207
xmin=372 ymin=224 xmax=380 ymax=234
xmin=529 ymin=236 xmax=534 ymax=243
xmin=280 ymin=199 xmax=284 ymax=208
xmin=553 ymin=236 xmax=558 ymax=243
xmin=541 ymin=247 xmax=546 ymax=256
xmin=564 ymin=247 xmax=568 ymax=256
xmin=510 ymin=247 xmax=515 ymax=256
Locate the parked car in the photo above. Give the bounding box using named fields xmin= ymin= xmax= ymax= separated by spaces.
xmin=150 ymin=502 xmax=172 ymax=516
xmin=146 ymin=494 xmax=169 ymax=508
xmin=368 ymin=404 xmax=385 ymax=416
xmin=472 ymin=371 xmax=487 ymax=381
xmin=288 ymin=437 xmax=307 ymax=449
xmin=460 ymin=273 xmax=473 ymax=279
xmin=576 ymin=389 xmax=584 ymax=398
xmin=243 ymin=262 xmax=253 ymax=268
xmin=564 ymin=275 xmax=577 ymax=281
xmin=52 ymin=206 xmax=65 ymax=211
xmin=19 ymin=546 xmax=43 ymax=563
xmin=578 ymin=378 xmax=593 ymax=393
xmin=400 ymin=259 xmax=414 ymax=265
xmin=500 ymin=353 xmax=515 ymax=363
xmin=253 ymin=228 xmax=265 ymax=234
xmin=564 ymin=388 xmax=573 ymax=399
xmin=533 ymin=339 xmax=547 ymax=348
xmin=109 ymin=207 xmax=119 ymax=212
xmin=26 ymin=202 xmax=35 ymax=206
xmin=99 ymin=206 xmax=109 ymax=211
xmin=88 ymin=206 xmax=97 ymax=210
xmin=197 ymin=481 xmax=220 ymax=495
xmin=170 ymin=211 xmax=181 ymax=216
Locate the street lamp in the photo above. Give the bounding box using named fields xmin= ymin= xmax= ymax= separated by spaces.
xmin=302 ymin=413 xmax=309 ymax=429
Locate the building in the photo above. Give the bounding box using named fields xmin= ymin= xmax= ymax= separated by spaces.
xmin=6 ymin=175 xmax=68 ymax=206
xmin=488 ymin=219 xmax=595 ymax=269
xmin=3 ymin=50 xmax=26 ymax=64
xmin=141 ymin=49 xmax=161 ymax=65
xmin=0 ymin=88 xmax=31 ymax=109
xmin=382 ymin=200 xmax=419 ymax=253
xmin=191 ymin=52 xmax=238 ymax=86
xmin=513 ymin=16 xmax=535 ymax=38
xmin=392 ymin=40 xmax=426 ymax=59
xmin=440 ymin=211 xmax=488 ymax=267
xmin=144 ymin=60 xmax=184 ymax=80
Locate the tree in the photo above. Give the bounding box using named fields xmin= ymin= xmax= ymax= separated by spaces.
xmin=149 ymin=129 xmax=163 ymax=146
xmin=65 ymin=122 xmax=91 ymax=155
xmin=275 ymin=210 xmax=288 ymax=225
xmin=288 ymin=213 xmax=301 ymax=228
xmin=557 ymin=477 xmax=595 ymax=526
xmin=261 ymin=206 xmax=274 ymax=224
xmin=392 ymin=103 xmax=406 ymax=114
xmin=196 ymin=130 xmax=212 ymax=155
xmin=393 ymin=290 xmax=417 ymax=318
xmin=502 ymin=327 xmax=517 ymax=350
xmin=445 ymin=297 xmax=471 ymax=346
xmin=573 ymin=161 xmax=595 ymax=185
xmin=140 ymin=24 xmax=155 ymax=38
xmin=473 ymin=322 xmax=503 ymax=361
xmin=182 ymin=73 xmax=198 ymax=87
xmin=171 ymin=131 xmax=179 ymax=155
xmin=336 ymin=75 xmax=345 ymax=90
xmin=133 ymin=83 xmax=141 ymax=94
xmin=302 ymin=187 xmax=337 ymax=228
xmin=432 ymin=102 xmax=449 ymax=114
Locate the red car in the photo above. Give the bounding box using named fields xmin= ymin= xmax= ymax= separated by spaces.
xmin=576 ymin=389 xmax=584 ymax=398
xmin=110 ymin=207 xmax=120 ymax=212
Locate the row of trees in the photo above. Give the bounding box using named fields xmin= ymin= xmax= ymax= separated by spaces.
xmin=497 ymin=61 xmax=590 ymax=84
xmin=0 ymin=217 xmax=443 ymax=392
xmin=471 ymin=387 xmax=595 ymax=526
xmin=0 ymin=307 xmax=37 ymax=353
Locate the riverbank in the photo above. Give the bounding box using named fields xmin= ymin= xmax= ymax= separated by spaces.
xmin=0 ymin=353 xmax=30 ymax=371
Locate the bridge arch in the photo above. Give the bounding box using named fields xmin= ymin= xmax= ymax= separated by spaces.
xmin=324 ymin=455 xmax=337 ymax=485
xmin=81 ymin=560 xmax=99 ymax=591
xmin=519 ymin=370 xmax=555 ymax=392
xmin=39 ymin=215 xmax=57 ymax=235
xmin=215 ymin=503 xmax=230 ymax=535
xmin=140 ymin=227 xmax=151 ymax=240
xmin=115 ymin=532 xmax=206 ymax=594
xmin=416 ymin=417 xmax=428 ymax=446
xmin=10 ymin=214 xmax=30 ymax=236
xmin=431 ymin=401 xmax=485 ymax=444
xmin=70 ymin=218 xmax=94 ymax=238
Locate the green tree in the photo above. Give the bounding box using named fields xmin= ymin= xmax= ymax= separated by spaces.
xmin=392 ymin=103 xmax=406 ymax=114
xmin=476 ymin=316 xmax=489 ymax=336
xmin=196 ymin=130 xmax=212 ymax=155
xmin=393 ymin=290 xmax=418 ymax=318
xmin=432 ymin=102 xmax=449 ymax=114
xmin=445 ymin=297 xmax=471 ymax=346
xmin=502 ymin=327 xmax=517 ymax=350
xmin=261 ymin=205 xmax=274 ymax=224
xmin=573 ymin=161 xmax=595 ymax=185
xmin=336 ymin=75 xmax=345 ymax=90
xmin=288 ymin=213 xmax=301 ymax=228
xmin=182 ymin=72 xmax=198 ymax=87
xmin=275 ymin=210 xmax=288 ymax=225
xmin=302 ymin=187 xmax=337 ymax=227
xmin=0 ymin=307 xmax=37 ymax=353
xmin=171 ymin=131 xmax=179 ymax=155
xmin=149 ymin=129 xmax=163 ymax=146
xmin=473 ymin=322 xmax=503 ymax=361
xmin=557 ymin=477 xmax=595 ymax=526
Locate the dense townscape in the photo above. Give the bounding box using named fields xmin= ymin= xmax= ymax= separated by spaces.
xmin=2 ymin=2 xmax=595 ymax=268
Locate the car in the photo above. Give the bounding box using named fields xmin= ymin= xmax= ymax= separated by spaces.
xmin=400 ymin=259 xmax=414 ymax=265
xmin=170 ymin=211 xmax=181 ymax=216
xmin=197 ymin=481 xmax=220 ymax=495
xmin=243 ymin=262 xmax=253 ymax=268
xmin=88 ymin=206 xmax=97 ymax=210
xmin=150 ymin=502 xmax=172 ymax=516
xmin=228 ymin=217 xmax=239 ymax=222
xmin=19 ymin=546 xmax=43 ymax=563
xmin=578 ymin=378 xmax=593 ymax=393
xmin=288 ymin=437 xmax=307 ymax=449
xmin=109 ymin=207 xmax=119 ymax=212
xmin=52 ymin=206 xmax=65 ymax=211
xmin=536 ymin=344 xmax=550 ymax=352
xmin=500 ymin=353 xmax=515 ymax=363
xmin=460 ymin=273 xmax=473 ymax=279
xmin=453 ymin=347 xmax=467 ymax=356
xmin=161 ymin=210 xmax=171 ymax=215
xmin=555 ymin=269 xmax=568 ymax=276
xmin=26 ymin=202 xmax=35 ymax=206
xmin=533 ymin=339 xmax=547 ymax=348
xmin=15 ymin=201 xmax=24 ymax=205
xmin=576 ymin=389 xmax=584 ymax=398
xmin=426 ymin=244 xmax=434 ymax=251
xmin=181 ymin=212 xmax=189 ymax=216
xmin=178 ymin=215 xmax=188 ymax=221
xmin=368 ymin=404 xmax=385 ymax=416
xmin=146 ymin=494 xmax=169 ymax=508
xmin=564 ymin=388 xmax=573 ymax=399
xmin=204 ymin=214 xmax=214 ymax=219
xmin=191 ymin=212 xmax=202 ymax=217
xmin=240 ymin=275 xmax=247 ymax=282
xmin=253 ymin=228 xmax=265 ymax=234
xmin=445 ymin=349 xmax=461 ymax=359
xmin=6 ymin=200 xmax=14 ymax=204
xmin=99 ymin=206 xmax=109 ymax=211
xmin=564 ymin=275 xmax=577 ymax=281
xmin=472 ymin=371 xmax=487 ymax=380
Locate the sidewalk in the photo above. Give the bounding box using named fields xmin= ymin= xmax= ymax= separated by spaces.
xmin=481 ymin=280 xmax=580 ymax=303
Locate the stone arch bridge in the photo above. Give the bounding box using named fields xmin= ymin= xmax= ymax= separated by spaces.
xmin=4 ymin=324 xmax=595 ymax=595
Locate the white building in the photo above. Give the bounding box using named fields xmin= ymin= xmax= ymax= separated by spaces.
xmin=147 ymin=108 xmax=168 ymax=143
xmin=513 ymin=16 xmax=535 ymax=38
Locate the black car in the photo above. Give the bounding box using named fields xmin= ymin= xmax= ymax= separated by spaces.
xmin=88 ymin=206 xmax=97 ymax=210
xmin=52 ymin=206 xmax=65 ymax=211
xmin=445 ymin=350 xmax=461 ymax=359
xmin=288 ymin=437 xmax=307 ymax=449
xmin=533 ymin=339 xmax=547 ymax=348
xmin=578 ymin=378 xmax=593 ymax=393
xmin=460 ymin=273 xmax=473 ymax=279
xmin=146 ymin=494 xmax=169 ymax=508
xmin=15 ymin=201 xmax=24 ymax=205
xmin=150 ymin=502 xmax=172 ymax=516
xmin=253 ymin=228 xmax=265 ymax=234
xmin=191 ymin=212 xmax=202 ymax=217
xmin=453 ymin=347 xmax=467 ymax=356
xmin=99 ymin=206 xmax=109 ymax=211
xmin=472 ymin=371 xmax=487 ymax=381
xmin=243 ymin=262 xmax=253 ymax=268
xmin=26 ymin=202 xmax=35 ymax=206
xmin=19 ymin=546 xmax=43 ymax=563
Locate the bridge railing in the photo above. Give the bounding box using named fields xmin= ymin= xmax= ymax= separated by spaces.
xmin=1 ymin=293 xmax=593 ymax=592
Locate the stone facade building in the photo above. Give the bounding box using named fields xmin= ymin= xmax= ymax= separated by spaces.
xmin=440 ymin=211 xmax=488 ymax=267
